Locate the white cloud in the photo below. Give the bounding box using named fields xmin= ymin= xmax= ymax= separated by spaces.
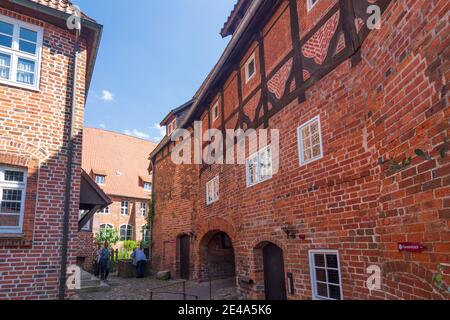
xmin=101 ymin=90 xmax=115 ymax=102
xmin=99 ymin=123 xmax=106 ymax=129
xmin=151 ymin=123 xmax=166 ymax=141
xmin=124 ymin=129 xmax=150 ymax=140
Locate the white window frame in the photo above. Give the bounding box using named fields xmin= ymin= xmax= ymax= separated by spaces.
xmin=244 ymin=52 xmax=256 ymax=83
xmin=0 ymin=14 xmax=43 ymax=91
xmin=95 ymin=175 xmax=106 ymax=185
xmin=206 ymin=176 xmax=219 ymax=205
xmin=307 ymin=0 xmax=320 ymax=11
xmin=167 ymin=118 xmax=177 ymax=135
xmin=140 ymin=202 xmax=147 ymax=217
xmin=120 ymin=201 xmax=129 ymax=215
xmin=119 ymin=224 xmax=133 ymax=241
xmin=246 ymin=145 xmax=273 ymax=188
xmin=0 ymin=166 xmax=27 ymax=234
xmin=297 ymin=115 xmax=324 ymax=166
xmin=143 ymin=182 xmax=151 ymax=191
xmin=212 ymin=101 xmax=219 ymax=122
xmin=100 ymin=206 xmax=110 ymax=215
xmin=99 ymin=223 xmax=114 ymax=230
xmin=309 ymin=250 xmax=343 ymax=300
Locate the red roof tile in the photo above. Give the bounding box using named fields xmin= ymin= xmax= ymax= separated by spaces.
xmin=82 ymin=128 xmax=157 ymax=200
xmin=29 ymin=0 xmax=95 ymax=21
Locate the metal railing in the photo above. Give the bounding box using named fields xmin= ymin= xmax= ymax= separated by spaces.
xmin=149 ymin=281 xmax=199 ymax=300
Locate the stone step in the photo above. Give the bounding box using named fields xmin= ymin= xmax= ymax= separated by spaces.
xmin=76 ymin=281 xmax=110 ymax=294
xmin=81 ymin=279 xmax=101 ymax=287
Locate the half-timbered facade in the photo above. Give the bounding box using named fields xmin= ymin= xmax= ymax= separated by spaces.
xmin=150 ymin=0 xmax=449 ymax=300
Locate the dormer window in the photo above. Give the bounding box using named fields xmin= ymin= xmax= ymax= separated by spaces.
xmin=212 ymin=101 xmax=219 ymax=122
xmin=144 ymin=182 xmax=151 ymax=191
xmin=0 ymin=15 xmax=43 ymax=90
xmin=244 ymin=53 xmax=256 ymax=83
xmin=95 ymin=175 xmax=106 ymax=185
xmin=307 ymin=0 xmax=319 ymax=11
xmin=167 ymin=118 xmax=177 ymax=135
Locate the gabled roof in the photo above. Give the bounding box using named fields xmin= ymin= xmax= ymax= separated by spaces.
xmin=220 ymin=0 xmax=253 ymax=38
xmin=82 ymin=128 xmax=157 ymax=200
xmin=30 ymin=0 xmax=95 ymax=21
xmin=160 ymin=99 xmax=194 ymax=126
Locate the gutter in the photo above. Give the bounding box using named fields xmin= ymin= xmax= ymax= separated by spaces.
xmin=149 ymin=0 xmax=264 ymax=160
xmin=58 ymin=27 xmax=80 ymax=301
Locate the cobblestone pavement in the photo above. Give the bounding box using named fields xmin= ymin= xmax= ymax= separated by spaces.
xmin=75 ymin=276 xmax=239 ymax=301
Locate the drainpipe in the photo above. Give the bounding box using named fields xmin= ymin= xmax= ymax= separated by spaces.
xmin=149 ymin=158 xmax=156 ymax=265
xmin=58 ymin=27 xmax=81 ymax=300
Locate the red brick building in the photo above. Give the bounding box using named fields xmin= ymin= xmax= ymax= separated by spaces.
xmin=82 ymin=128 xmax=156 ymax=247
xmin=0 ymin=0 xmax=102 ymax=299
xmin=149 ymin=0 xmax=449 ymax=300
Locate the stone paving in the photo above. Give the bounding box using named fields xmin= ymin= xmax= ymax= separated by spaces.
xmin=75 ymin=276 xmax=239 ymax=301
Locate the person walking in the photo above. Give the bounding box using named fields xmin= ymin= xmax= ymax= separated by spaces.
xmin=131 ymin=245 xmax=147 ymax=278
xmin=94 ymin=244 xmax=102 ymax=277
xmin=99 ymin=241 xmax=110 ymax=281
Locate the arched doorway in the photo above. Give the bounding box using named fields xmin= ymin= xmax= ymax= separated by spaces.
xmin=199 ymin=231 xmax=236 ymax=280
xmin=262 ymin=243 xmax=286 ymax=300
xmin=178 ymin=234 xmax=190 ymax=280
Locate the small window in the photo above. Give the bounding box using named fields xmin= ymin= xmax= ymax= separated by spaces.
xmin=298 ymin=116 xmax=323 ymax=165
xmin=121 ymin=201 xmax=129 ymax=215
xmin=0 ymin=166 xmax=27 ymax=234
xmin=167 ymin=119 xmax=177 ymax=135
xmin=212 ymin=101 xmax=219 ymax=122
xmin=142 ymin=226 xmax=150 ymax=242
xmin=307 ymin=0 xmax=319 ymax=11
xmin=309 ymin=250 xmax=343 ymax=300
xmin=95 ymin=175 xmax=106 ymax=185
xmin=100 ymin=206 xmax=110 ymax=214
xmin=120 ymin=224 xmax=133 ymax=241
xmin=206 ymin=176 xmax=219 ymax=205
xmin=244 ymin=53 xmax=256 ymax=83
xmin=246 ymin=146 xmax=273 ymax=187
xmin=100 ymin=223 xmax=114 ymax=231
xmin=144 ymin=182 xmax=151 ymax=191
xmin=0 ymin=15 xmax=43 ymax=90
xmin=140 ymin=202 xmax=147 ymax=217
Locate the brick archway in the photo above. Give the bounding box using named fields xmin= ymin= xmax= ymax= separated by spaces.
xmin=249 ymin=237 xmax=288 ymax=300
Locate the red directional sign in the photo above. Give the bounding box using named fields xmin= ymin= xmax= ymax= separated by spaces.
xmin=398 ymin=242 xmax=427 ymax=253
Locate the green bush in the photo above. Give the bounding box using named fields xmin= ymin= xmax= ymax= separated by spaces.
xmin=95 ymin=228 xmax=119 ymax=246
xmin=123 ymin=240 xmax=138 ymax=252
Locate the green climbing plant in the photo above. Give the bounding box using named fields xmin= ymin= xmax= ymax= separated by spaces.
xmin=415 ymin=136 xmax=449 ymax=162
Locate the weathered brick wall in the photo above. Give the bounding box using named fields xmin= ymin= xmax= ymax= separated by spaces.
xmin=77 ymin=231 xmax=94 ymax=272
xmin=152 ymin=0 xmax=449 ymax=300
xmin=0 ymin=7 xmax=87 ymax=300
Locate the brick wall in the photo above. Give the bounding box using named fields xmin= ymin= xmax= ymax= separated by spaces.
xmin=151 ymin=0 xmax=449 ymax=300
xmin=0 ymin=7 xmax=87 ymax=300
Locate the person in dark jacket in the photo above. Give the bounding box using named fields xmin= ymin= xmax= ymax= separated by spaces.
xmin=99 ymin=241 xmax=110 ymax=281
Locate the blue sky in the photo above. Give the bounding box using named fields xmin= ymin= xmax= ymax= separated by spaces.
xmin=76 ymin=0 xmax=235 ymax=142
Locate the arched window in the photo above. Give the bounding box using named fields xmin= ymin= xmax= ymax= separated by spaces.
xmin=99 ymin=224 xmax=114 ymax=231
xmin=120 ymin=224 xmax=133 ymax=241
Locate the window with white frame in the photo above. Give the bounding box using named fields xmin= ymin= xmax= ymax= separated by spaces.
xmin=121 ymin=201 xmax=129 ymax=215
xmin=142 ymin=226 xmax=150 ymax=242
xmin=119 ymin=224 xmax=133 ymax=241
xmin=206 ymin=176 xmax=219 ymax=205
xmin=0 ymin=15 xmax=43 ymax=90
xmin=244 ymin=53 xmax=256 ymax=83
xmin=143 ymin=182 xmax=151 ymax=191
xmin=298 ymin=116 xmax=323 ymax=165
xmin=140 ymin=202 xmax=147 ymax=217
xmin=246 ymin=146 xmax=273 ymax=187
xmin=99 ymin=223 xmax=114 ymax=231
xmin=309 ymin=250 xmax=343 ymax=300
xmin=307 ymin=0 xmax=320 ymax=11
xmin=100 ymin=206 xmax=110 ymax=214
xmin=167 ymin=119 xmax=177 ymax=135
xmin=0 ymin=166 xmax=27 ymax=234
xmin=212 ymin=101 xmax=219 ymax=122
xmin=95 ymin=175 xmax=106 ymax=185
